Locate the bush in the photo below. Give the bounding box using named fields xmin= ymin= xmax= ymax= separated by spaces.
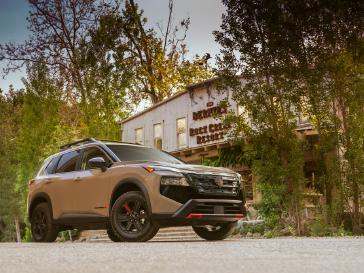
xmin=308 ymin=219 xmax=352 ymax=237
xmin=58 ymin=229 xmax=80 ymax=241
xmin=238 ymin=222 xmax=266 ymax=236
xmin=22 ymin=225 xmax=32 ymax=242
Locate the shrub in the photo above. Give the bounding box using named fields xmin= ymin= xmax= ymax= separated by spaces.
xmin=308 ymin=219 xmax=352 ymax=237
xmin=22 ymin=225 xmax=32 ymax=242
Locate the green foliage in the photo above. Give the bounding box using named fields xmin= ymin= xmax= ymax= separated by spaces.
xmin=22 ymin=226 xmax=32 ymax=242
xmin=308 ymin=219 xmax=351 ymax=237
xmin=238 ymin=222 xmax=266 ymax=236
xmin=14 ymin=64 xmax=79 ymax=217
xmin=92 ymin=0 xmax=214 ymax=104
xmin=58 ymin=230 xmax=80 ymax=242
xmin=0 ymin=87 xmax=23 ymax=241
xmin=202 ymin=144 xmax=256 ymax=168
xmin=237 ymin=222 xmax=283 ymax=238
xmin=215 ymin=0 xmax=364 ymax=234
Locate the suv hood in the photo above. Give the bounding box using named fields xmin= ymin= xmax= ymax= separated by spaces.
xmin=120 ymin=160 xmax=237 ymax=176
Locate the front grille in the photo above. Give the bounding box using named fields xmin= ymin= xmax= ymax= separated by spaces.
xmin=191 ymin=202 xmax=243 ymax=214
xmin=160 ymin=185 xmax=243 ymax=204
xmin=186 ymin=173 xmax=239 ymax=196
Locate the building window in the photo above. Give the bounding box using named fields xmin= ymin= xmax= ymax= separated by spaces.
xmin=135 ymin=128 xmax=143 ymax=145
xmin=176 ymin=118 xmax=187 ymax=149
xmin=153 ymin=123 xmax=163 ymax=150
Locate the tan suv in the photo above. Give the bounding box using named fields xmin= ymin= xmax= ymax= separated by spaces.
xmin=28 ymin=138 xmax=246 ymax=242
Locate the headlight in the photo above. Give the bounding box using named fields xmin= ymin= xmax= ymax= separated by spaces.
xmin=160 ymin=176 xmax=189 ymax=187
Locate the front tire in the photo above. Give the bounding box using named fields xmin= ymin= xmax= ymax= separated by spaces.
xmin=30 ymin=203 xmax=58 ymax=242
xmin=110 ymin=191 xmax=159 ymax=242
xmin=106 ymin=224 xmax=122 ymax=242
xmin=193 ymin=222 xmax=237 ymax=241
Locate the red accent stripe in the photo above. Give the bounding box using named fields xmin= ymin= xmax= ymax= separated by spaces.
xmin=123 ymin=204 xmax=132 ymax=213
xmin=186 ymin=213 xmax=203 ymax=219
xmin=186 ymin=213 xmax=244 ymax=219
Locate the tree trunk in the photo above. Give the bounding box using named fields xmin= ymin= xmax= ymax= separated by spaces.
xmin=352 ymin=174 xmax=361 ymax=233
xmin=15 ymin=217 xmax=21 ymax=243
xmin=324 ymin=175 xmax=333 ymax=224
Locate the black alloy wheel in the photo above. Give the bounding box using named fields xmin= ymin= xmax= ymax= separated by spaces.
xmin=118 ymin=199 xmax=146 ymax=233
xmin=110 ymin=191 xmax=159 ymax=242
xmin=32 ymin=210 xmax=47 ymax=238
xmin=31 ymin=203 xmax=58 ymax=242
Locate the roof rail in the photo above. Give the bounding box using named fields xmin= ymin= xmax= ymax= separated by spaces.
xmin=98 ymin=139 xmax=141 ymax=145
xmin=60 ymin=138 xmax=98 ymax=151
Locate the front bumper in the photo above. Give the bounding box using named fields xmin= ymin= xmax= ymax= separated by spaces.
xmin=152 ymin=199 xmax=245 ymax=227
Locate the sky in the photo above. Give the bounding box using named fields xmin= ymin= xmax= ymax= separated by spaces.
xmin=0 ymin=0 xmax=226 ymax=91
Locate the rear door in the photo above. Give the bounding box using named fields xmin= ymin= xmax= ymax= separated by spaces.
xmin=44 ymin=150 xmax=82 ymax=218
xmin=70 ymin=146 xmax=112 ymax=216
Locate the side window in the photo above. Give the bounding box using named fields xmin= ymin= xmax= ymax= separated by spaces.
xmin=81 ymin=147 xmax=110 ymax=170
xmin=45 ymin=156 xmax=60 ymax=175
xmin=55 ymin=150 xmax=81 ymax=173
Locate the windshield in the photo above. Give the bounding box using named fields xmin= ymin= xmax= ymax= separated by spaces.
xmin=106 ymin=144 xmax=184 ymax=164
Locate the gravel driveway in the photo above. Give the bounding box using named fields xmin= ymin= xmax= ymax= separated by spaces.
xmin=1 ymin=237 xmax=364 ymax=273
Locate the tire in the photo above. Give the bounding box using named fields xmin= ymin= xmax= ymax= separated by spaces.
xmin=110 ymin=191 xmax=159 ymax=242
xmin=106 ymin=224 xmax=122 ymax=242
xmin=192 ymin=222 xmax=237 ymax=241
xmin=30 ymin=203 xmax=58 ymax=242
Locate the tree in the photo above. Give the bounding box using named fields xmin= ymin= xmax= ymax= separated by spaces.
xmin=0 ymin=0 xmax=116 ymax=102
xmin=215 ymin=0 xmax=307 ymax=234
xmin=95 ymin=0 xmax=213 ymax=104
xmin=298 ymin=1 xmax=364 ymax=232
xmin=13 ymin=63 xmax=78 ymax=230
xmin=0 ymin=0 xmax=134 ymax=138
xmin=215 ymin=0 xmax=364 ymax=233
xmin=0 ymin=86 xmax=24 ymax=241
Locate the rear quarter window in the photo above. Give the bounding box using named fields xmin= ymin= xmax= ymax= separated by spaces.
xmin=45 ymin=156 xmax=60 ymax=175
xmin=55 ymin=150 xmax=81 ymax=173
xmin=38 ymin=156 xmax=59 ymax=176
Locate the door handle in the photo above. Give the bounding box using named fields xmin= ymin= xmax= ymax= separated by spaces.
xmin=74 ymin=176 xmax=82 ymax=181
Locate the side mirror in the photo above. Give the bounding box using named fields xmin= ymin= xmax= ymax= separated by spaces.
xmin=88 ymin=157 xmax=108 ymax=172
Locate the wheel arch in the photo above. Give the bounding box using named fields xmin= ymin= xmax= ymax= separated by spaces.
xmin=28 ymin=192 xmax=53 ymax=220
xmin=109 ymin=179 xmax=152 ymax=213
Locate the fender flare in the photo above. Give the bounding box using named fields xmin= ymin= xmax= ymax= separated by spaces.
xmin=109 ymin=179 xmax=152 ymax=213
xmin=28 ymin=192 xmax=54 ymax=220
